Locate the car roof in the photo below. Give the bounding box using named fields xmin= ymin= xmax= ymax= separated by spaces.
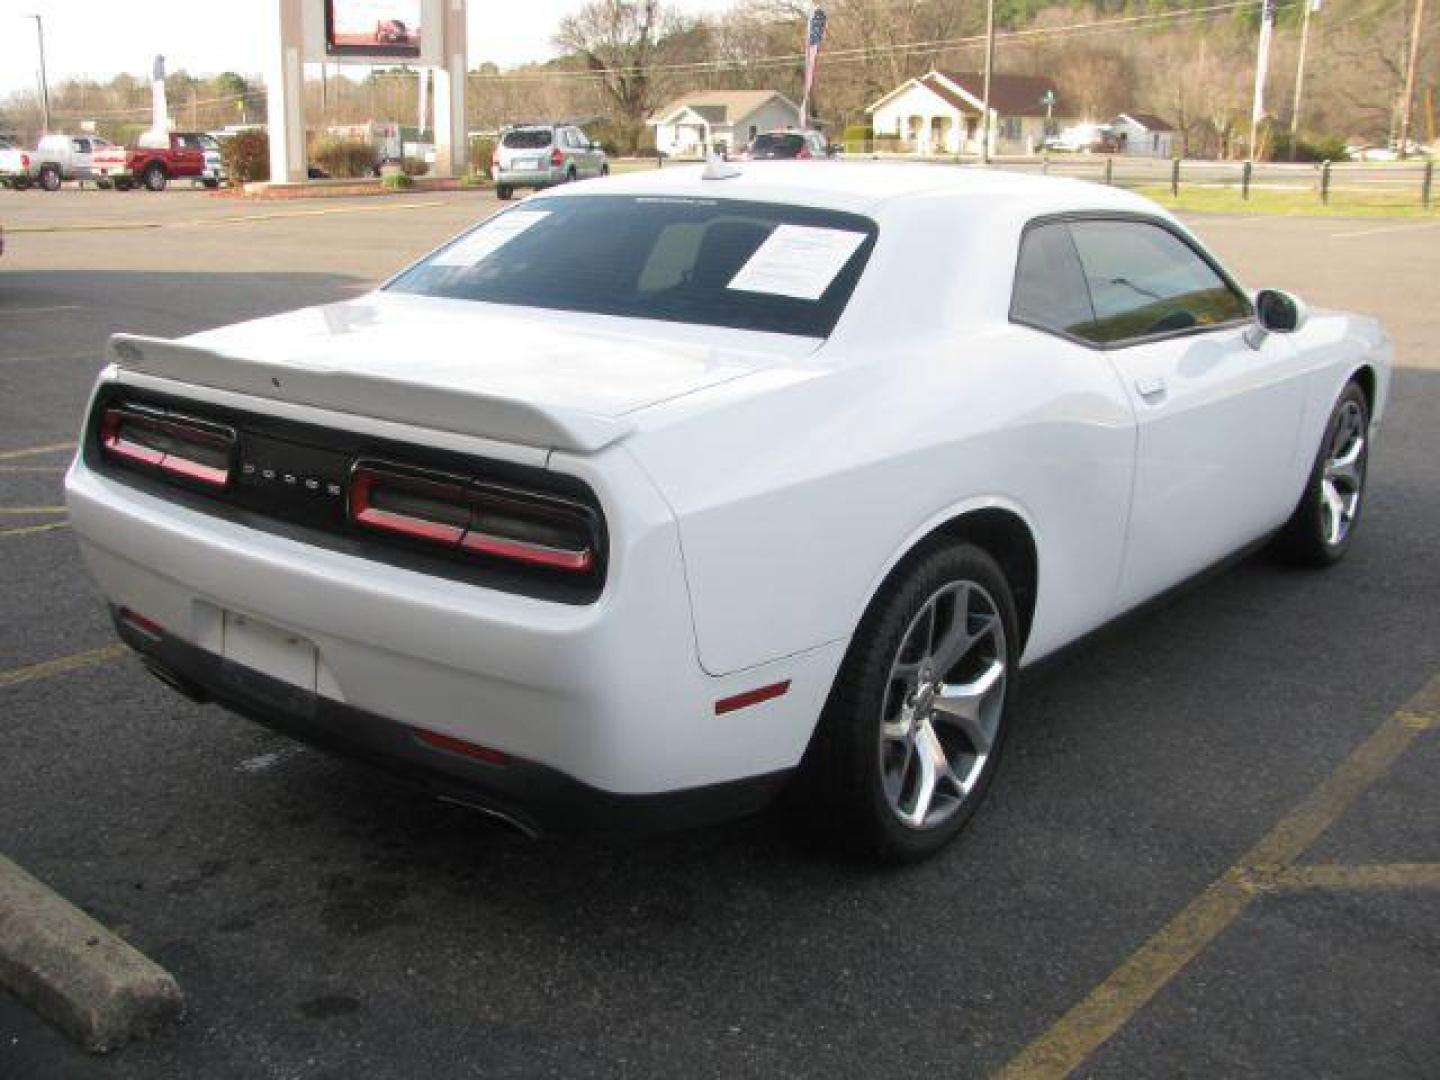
xmin=538 ymin=160 xmax=1159 ymax=219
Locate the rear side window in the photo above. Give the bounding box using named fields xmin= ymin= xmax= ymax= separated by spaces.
xmin=1011 ymin=222 xmax=1095 ymax=338
xmin=1067 ymin=220 xmax=1250 ymax=344
xmin=389 ymin=195 xmax=878 ymax=339
xmin=502 ymin=129 xmax=552 ymax=149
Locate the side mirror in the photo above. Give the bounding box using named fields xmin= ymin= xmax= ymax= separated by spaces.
xmin=1246 ymin=288 xmax=1308 ymax=348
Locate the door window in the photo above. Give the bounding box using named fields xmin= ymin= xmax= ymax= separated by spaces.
xmin=1010 ymin=221 xmax=1096 ymax=339
xmin=1068 ymin=219 xmax=1250 ymax=345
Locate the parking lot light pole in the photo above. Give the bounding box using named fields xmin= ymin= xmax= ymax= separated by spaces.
xmin=24 ymin=14 xmax=51 ymax=135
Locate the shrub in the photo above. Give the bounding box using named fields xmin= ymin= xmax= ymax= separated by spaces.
xmin=310 ymin=135 xmax=378 ymax=178
xmin=1268 ymin=130 xmax=1350 ymax=163
xmin=220 ymin=129 xmax=269 ymax=184
xmin=381 ymin=172 xmax=414 ymax=190
xmin=401 ymin=156 xmax=429 ymax=177
xmin=469 ymin=136 xmax=496 ymax=178
xmin=459 ymin=171 xmax=490 ymax=189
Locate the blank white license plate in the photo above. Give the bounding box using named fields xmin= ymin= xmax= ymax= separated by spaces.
xmin=222 ymin=611 xmax=317 ymax=692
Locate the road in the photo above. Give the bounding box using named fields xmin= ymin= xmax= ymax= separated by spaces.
xmin=1 ymin=185 xmax=1437 ymax=1079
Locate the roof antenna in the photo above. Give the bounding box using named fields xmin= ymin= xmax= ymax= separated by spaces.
xmin=702 ymin=152 xmax=742 ymax=180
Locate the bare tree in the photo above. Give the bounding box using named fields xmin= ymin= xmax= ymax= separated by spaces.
xmin=555 ymin=0 xmax=680 ymax=136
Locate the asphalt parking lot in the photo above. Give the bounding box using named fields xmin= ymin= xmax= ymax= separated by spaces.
xmin=1 ymin=185 xmax=1437 ymax=1079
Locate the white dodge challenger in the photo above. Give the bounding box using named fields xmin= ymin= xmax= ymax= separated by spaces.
xmin=66 ymin=162 xmax=1390 ymax=860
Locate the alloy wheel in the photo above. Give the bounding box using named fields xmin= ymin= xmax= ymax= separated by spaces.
xmin=878 ymin=580 xmax=1007 ymax=830
xmin=1320 ymin=398 xmax=1366 ymax=547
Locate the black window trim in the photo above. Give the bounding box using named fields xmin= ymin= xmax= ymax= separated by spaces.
xmin=1008 ymin=210 xmax=1255 ymax=351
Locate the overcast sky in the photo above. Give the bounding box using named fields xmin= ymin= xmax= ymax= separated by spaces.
xmin=0 ymin=0 xmax=738 ymax=97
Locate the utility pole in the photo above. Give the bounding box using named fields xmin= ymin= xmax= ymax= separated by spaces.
xmin=981 ymin=0 xmax=995 ymax=163
xmin=1397 ymin=0 xmax=1427 ymax=159
xmin=1249 ymin=0 xmax=1276 ymax=160
xmin=1289 ymin=0 xmax=1319 ymax=161
xmin=25 ymin=14 xmax=51 ymax=135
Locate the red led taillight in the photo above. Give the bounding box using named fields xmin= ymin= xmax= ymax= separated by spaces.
xmin=100 ymin=406 xmax=235 ymax=489
xmin=348 ymin=461 xmax=597 ymax=574
xmin=549 ymin=148 xmax=564 ymax=167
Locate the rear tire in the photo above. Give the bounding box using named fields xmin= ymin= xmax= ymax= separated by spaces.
xmin=38 ymin=165 xmax=61 ymax=192
xmin=1273 ymin=382 xmax=1370 ymax=567
xmin=565 ymin=167 xmax=577 ymax=183
xmin=142 ymin=163 xmax=168 ymax=191
xmin=793 ymin=540 xmax=1019 ymax=862
xmin=201 ymin=177 xmax=220 ymax=189
xmin=495 ymin=184 xmax=513 ymax=200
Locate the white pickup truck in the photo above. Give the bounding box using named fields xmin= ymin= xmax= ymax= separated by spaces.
xmin=0 ymin=134 xmax=112 ymax=191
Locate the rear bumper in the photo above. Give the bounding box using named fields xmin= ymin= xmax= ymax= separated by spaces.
xmin=495 ymin=167 xmax=561 ymax=187
xmin=65 ymin=411 xmax=840 ymax=801
xmin=117 ymin=608 xmax=790 ymax=835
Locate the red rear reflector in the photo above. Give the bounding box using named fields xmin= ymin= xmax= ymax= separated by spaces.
xmin=715 ymin=680 xmax=791 ymax=715
xmin=550 ymin=148 xmax=564 ymax=167
xmin=414 ymin=728 xmax=510 ymax=766
xmin=118 ymin=607 xmax=165 ymax=641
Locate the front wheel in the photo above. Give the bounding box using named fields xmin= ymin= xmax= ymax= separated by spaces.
xmin=1273 ymin=382 xmax=1370 ymax=566
xmin=142 ymin=163 xmax=168 ymax=191
xmin=795 ymin=541 xmax=1019 ymax=862
xmin=201 ymin=177 xmax=220 ymax=189
xmin=38 ymin=165 xmax=62 ymax=192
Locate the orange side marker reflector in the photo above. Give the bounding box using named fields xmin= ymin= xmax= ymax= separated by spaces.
xmin=715 ymin=680 xmax=791 ymax=716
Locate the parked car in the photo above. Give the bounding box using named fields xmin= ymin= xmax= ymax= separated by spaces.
xmin=0 ymin=134 xmax=110 ymax=191
xmin=492 ymin=124 xmax=608 ymax=200
xmin=66 ymin=163 xmax=1390 ymax=860
xmin=739 ymin=130 xmax=832 ymax=160
xmin=92 ymin=131 xmax=211 ymax=191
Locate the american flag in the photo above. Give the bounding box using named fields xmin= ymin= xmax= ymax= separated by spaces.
xmin=800 ymin=6 xmax=827 ymax=128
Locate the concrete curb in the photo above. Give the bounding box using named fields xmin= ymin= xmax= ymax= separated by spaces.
xmin=0 ymin=854 xmax=183 ymax=1053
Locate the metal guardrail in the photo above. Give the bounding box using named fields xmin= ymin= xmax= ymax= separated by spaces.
xmin=843 ymin=152 xmax=1436 ymax=209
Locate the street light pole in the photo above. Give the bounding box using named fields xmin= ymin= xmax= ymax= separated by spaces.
xmin=26 ymin=14 xmax=51 ymax=135
xmin=981 ymin=0 xmax=995 ymax=164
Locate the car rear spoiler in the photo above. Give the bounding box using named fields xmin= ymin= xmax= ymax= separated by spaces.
xmin=105 ymin=333 xmax=635 ymax=455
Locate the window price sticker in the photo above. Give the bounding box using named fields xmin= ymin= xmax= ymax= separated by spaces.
xmin=727 ymin=224 xmax=868 ymax=301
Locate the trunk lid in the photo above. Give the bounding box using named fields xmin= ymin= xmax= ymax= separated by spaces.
xmin=108 ymin=292 xmax=819 ymax=454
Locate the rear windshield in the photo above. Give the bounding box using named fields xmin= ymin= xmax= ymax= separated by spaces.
xmin=388 ymin=195 xmax=878 ymax=339
xmin=502 ymin=129 xmax=553 ymax=149
xmin=753 ymin=133 xmax=805 ymax=153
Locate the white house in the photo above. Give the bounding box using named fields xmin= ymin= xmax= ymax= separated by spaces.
xmin=867 ymin=70 xmax=1072 ymax=156
xmin=1112 ymin=113 xmax=1176 ymax=158
xmin=647 ymin=91 xmax=803 ymax=158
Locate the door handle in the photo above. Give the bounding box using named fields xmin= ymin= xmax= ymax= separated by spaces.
xmin=1135 ymin=375 xmax=1167 ymax=399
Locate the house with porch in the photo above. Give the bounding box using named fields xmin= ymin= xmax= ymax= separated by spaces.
xmin=867 ymin=70 xmax=1072 ymax=156
xmin=1112 ymin=112 xmax=1176 ymax=158
xmin=647 ymin=91 xmax=803 ymax=158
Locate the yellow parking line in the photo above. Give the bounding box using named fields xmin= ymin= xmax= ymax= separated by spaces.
xmin=0 ymin=442 xmax=74 ymax=462
xmin=1255 ymin=863 xmax=1440 ymax=892
xmin=996 ymin=672 xmax=1439 ymax=1080
xmin=0 ymin=507 xmax=67 ymax=515
xmin=0 ymin=521 xmax=69 ymax=539
xmin=0 ymin=644 xmax=128 ymax=690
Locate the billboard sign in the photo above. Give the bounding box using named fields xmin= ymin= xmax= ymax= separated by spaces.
xmin=324 ymin=0 xmax=422 ymax=59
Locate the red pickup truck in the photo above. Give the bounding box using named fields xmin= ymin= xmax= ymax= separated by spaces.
xmin=93 ymin=131 xmax=213 ymax=191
